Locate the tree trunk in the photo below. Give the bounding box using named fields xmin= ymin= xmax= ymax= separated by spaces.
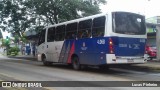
xmin=53 ymin=9 xmax=58 ymax=24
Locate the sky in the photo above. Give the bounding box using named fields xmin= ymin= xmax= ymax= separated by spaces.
xmin=1 ymin=30 xmax=10 ymax=39
xmin=100 ymin=0 xmax=160 ymax=18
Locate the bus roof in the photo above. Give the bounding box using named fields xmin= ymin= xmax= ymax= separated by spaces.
xmin=46 ymin=13 xmax=108 ymax=29
xmin=45 ymin=11 xmax=144 ymax=29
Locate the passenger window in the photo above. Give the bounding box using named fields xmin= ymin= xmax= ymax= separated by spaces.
xmin=78 ymin=19 xmax=92 ymax=38
xmin=92 ymin=16 xmax=106 ymax=37
xmin=66 ymin=23 xmax=77 ymax=39
xmin=47 ymin=27 xmax=55 ymax=42
xmin=38 ymin=29 xmax=46 ymax=45
xmin=55 ymin=25 xmax=65 ymax=41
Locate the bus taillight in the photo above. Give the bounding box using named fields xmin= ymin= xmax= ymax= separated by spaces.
xmin=109 ymin=38 xmax=114 ymax=54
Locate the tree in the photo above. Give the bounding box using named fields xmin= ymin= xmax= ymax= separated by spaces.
xmin=24 ymin=0 xmax=106 ymax=24
xmin=1 ymin=37 xmax=10 ymax=55
xmin=0 ymin=0 xmax=36 ymax=40
xmin=0 ymin=0 xmax=106 ymax=38
xmin=0 ymin=30 xmax=2 ymax=39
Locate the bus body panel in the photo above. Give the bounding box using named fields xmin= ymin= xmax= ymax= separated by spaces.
xmin=37 ymin=43 xmax=45 ymax=61
xmin=105 ymin=37 xmax=146 ymax=64
xmin=106 ymin=54 xmax=146 ymax=64
xmin=59 ymin=40 xmax=75 ymax=63
xmin=38 ymin=37 xmax=146 ymax=65
xmin=112 ymin=37 xmax=146 ymax=56
xmin=60 ymin=36 xmax=146 ymax=66
xmin=61 ymin=38 xmax=108 ymax=65
xmin=75 ymin=38 xmax=107 ymax=65
xmin=37 ymin=11 xmax=147 ymax=67
xmin=45 ymin=41 xmax=64 ymax=62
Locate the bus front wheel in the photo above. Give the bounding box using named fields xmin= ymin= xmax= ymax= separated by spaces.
xmin=72 ymin=56 xmax=81 ymax=70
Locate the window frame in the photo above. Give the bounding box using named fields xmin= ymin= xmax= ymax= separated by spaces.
xmin=38 ymin=29 xmax=46 ymax=45
xmin=55 ymin=25 xmax=66 ymax=41
xmin=78 ymin=19 xmax=92 ymax=38
xmin=66 ymin=22 xmax=78 ymax=39
xmin=47 ymin=27 xmax=56 ymax=42
xmin=92 ymin=16 xmax=106 ymax=37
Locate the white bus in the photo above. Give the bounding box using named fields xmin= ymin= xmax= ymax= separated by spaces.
xmin=37 ymin=11 xmax=147 ymax=70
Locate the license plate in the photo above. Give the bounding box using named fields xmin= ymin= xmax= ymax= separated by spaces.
xmin=127 ymin=58 xmax=134 ymax=63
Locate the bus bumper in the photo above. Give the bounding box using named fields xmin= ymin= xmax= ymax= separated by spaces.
xmin=106 ymin=54 xmax=147 ymax=64
xmin=37 ymin=54 xmax=42 ymax=61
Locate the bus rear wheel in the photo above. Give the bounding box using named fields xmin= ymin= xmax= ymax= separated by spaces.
xmin=42 ymin=56 xmax=52 ymax=66
xmin=72 ymin=56 xmax=81 ymax=70
xmin=99 ymin=65 xmax=109 ymax=71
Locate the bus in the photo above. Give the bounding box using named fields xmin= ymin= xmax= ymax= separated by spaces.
xmin=37 ymin=11 xmax=147 ymax=70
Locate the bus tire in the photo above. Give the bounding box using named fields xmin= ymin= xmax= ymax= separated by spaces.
xmin=72 ymin=56 xmax=81 ymax=70
xmin=42 ymin=56 xmax=52 ymax=66
xmin=99 ymin=65 xmax=109 ymax=71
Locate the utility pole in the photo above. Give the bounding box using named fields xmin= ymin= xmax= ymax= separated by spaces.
xmin=156 ymin=24 xmax=160 ymax=60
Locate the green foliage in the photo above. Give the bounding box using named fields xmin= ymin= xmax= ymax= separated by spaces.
xmin=21 ymin=37 xmax=27 ymax=43
xmin=1 ymin=38 xmax=10 ymax=55
xmin=0 ymin=30 xmax=2 ymax=38
xmin=1 ymin=38 xmax=10 ymax=47
xmin=0 ymin=0 xmax=35 ymax=39
xmin=8 ymin=47 xmax=20 ymax=56
xmin=1 ymin=39 xmax=5 ymax=47
xmin=5 ymin=36 xmax=10 ymax=45
xmin=0 ymin=0 xmax=106 ymax=39
xmin=24 ymin=0 xmax=106 ymax=24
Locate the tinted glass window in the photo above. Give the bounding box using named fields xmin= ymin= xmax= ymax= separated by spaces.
xmin=92 ymin=16 xmax=106 ymax=37
xmin=78 ymin=19 xmax=92 ymax=38
xmin=38 ymin=29 xmax=46 ymax=45
xmin=47 ymin=27 xmax=55 ymax=42
xmin=112 ymin=12 xmax=146 ymax=35
xmin=66 ymin=23 xmax=77 ymax=39
xmin=55 ymin=25 xmax=65 ymax=41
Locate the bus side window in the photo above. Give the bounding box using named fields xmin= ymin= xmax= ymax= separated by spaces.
xmin=55 ymin=25 xmax=65 ymax=41
xmin=66 ymin=22 xmax=77 ymax=39
xmin=38 ymin=29 xmax=46 ymax=45
xmin=47 ymin=27 xmax=55 ymax=42
xmin=78 ymin=19 xmax=92 ymax=39
xmin=92 ymin=16 xmax=106 ymax=37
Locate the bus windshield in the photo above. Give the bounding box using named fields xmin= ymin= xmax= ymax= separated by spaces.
xmin=112 ymin=12 xmax=146 ymax=35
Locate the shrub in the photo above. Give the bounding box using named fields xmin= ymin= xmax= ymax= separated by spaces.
xmin=8 ymin=47 xmax=20 ymax=56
